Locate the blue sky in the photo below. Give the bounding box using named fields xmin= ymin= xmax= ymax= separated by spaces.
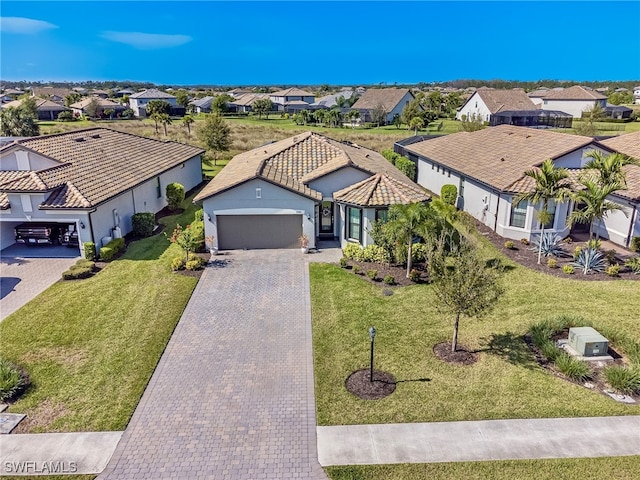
xmin=1 ymin=1 xmax=639 ymax=86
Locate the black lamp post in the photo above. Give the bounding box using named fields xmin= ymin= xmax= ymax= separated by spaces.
xmin=369 ymin=326 xmax=376 ymax=382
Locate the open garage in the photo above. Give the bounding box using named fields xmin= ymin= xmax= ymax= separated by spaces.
xmin=217 ymin=214 xmax=302 ymax=250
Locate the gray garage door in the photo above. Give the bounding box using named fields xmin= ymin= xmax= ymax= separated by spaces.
xmin=217 ymin=214 xmax=302 ymax=250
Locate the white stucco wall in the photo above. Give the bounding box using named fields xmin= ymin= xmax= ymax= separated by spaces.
xmin=0 ymin=149 xmax=60 ymax=171
xmin=200 ymin=179 xmax=317 ymax=249
xmin=386 ymin=92 xmax=416 ymax=123
xmin=308 ymin=167 xmax=371 ymax=198
xmin=541 ymin=99 xmax=606 ymax=118
xmin=456 ymin=92 xmax=491 ymax=122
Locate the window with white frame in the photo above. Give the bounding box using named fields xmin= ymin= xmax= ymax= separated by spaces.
xmin=542 ymin=200 xmax=556 ymax=229
xmin=509 ymin=199 xmax=527 ymax=228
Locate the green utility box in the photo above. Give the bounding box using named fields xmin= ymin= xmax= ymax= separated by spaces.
xmin=568 ymin=327 xmax=609 ymax=357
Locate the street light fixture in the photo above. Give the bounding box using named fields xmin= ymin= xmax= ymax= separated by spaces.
xmin=369 ymin=326 xmax=376 ymax=382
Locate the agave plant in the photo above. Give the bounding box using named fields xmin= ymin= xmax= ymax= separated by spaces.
xmin=572 ymin=247 xmax=605 ymax=274
xmin=530 ymin=232 xmax=565 ymax=258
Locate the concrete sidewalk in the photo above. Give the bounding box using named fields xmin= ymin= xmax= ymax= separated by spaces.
xmin=317 ymin=416 xmax=640 ymax=466
xmin=0 ymin=432 xmax=123 ymax=476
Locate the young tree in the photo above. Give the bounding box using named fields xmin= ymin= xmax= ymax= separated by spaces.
xmin=150 ymin=112 xmax=162 ymax=134
xmin=146 ymin=99 xmax=171 ymax=116
xmin=212 ymin=94 xmax=233 ymax=114
xmin=401 ymin=97 xmax=422 ymax=126
xmin=428 ymin=233 xmax=504 ymax=352
xmin=459 ymin=113 xmax=485 ymax=132
xmin=371 ymin=104 xmax=387 ymax=127
xmin=252 ymin=98 xmax=273 ymax=119
xmin=64 ymin=92 xmax=82 ymax=107
xmin=182 ymin=114 xmax=194 ymax=136
xmin=175 ymin=90 xmax=190 ymax=109
xmin=20 ymin=97 xmax=38 ymax=119
xmin=168 ymin=224 xmax=200 ymax=263
xmin=409 ymin=116 xmax=424 ymax=135
xmin=512 ymin=159 xmax=572 ymax=264
xmin=198 ymin=114 xmax=231 ymax=166
xmin=84 ymin=97 xmax=101 ymax=119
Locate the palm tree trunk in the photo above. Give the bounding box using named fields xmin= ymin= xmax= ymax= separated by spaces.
xmin=452 ymin=313 xmax=460 ymax=352
xmin=537 ymin=225 xmax=544 ymax=264
xmin=406 ymin=242 xmax=413 ymax=278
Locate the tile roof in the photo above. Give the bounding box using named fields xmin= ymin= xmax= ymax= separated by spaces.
xmin=0 ymin=128 xmax=203 ymax=209
xmin=541 ymin=86 xmax=607 ymax=100
xmin=0 ymin=192 xmax=9 ymax=210
xmin=599 ymin=132 xmax=640 ymax=201
xmin=70 ymin=98 xmax=123 ymax=109
xmin=194 ymin=132 xmax=418 ymax=203
xmin=190 ymin=96 xmax=215 ymax=108
xmin=129 ymin=88 xmax=175 ymax=99
xmin=1 ymin=98 xmax=67 ymax=111
xmin=351 ymin=88 xmax=413 ymax=111
xmin=0 ymin=164 xmax=71 ymax=192
xmin=31 ymin=87 xmax=72 ymax=99
xmin=270 ymin=87 xmax=313 ymax=97
xmin=404 ymin=125 xmax=597 ymax=191
xmin=472 ymin=88 xmax=538 ymax=113
xmin=334 ymin=173 xmax=430 ymax=207
xmin=229 ymin=93 xmax=269 ymax=107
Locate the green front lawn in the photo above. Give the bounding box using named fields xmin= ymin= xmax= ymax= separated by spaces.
xmin=0 ymin=194 xmax=202 ymax=432
xmin=311 ymin=236 xmax=640 ymax=426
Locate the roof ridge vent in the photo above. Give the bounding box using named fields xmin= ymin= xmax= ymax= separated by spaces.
xmin=91 ymin=134 xmax=101 ymax=139
xmin=74 ymin=137 xmax=85 ymax=142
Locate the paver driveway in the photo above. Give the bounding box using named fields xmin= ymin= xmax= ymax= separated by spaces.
xmin=100 ymin=249 xmax=327 ymax=479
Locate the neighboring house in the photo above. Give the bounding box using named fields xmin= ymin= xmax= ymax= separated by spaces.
xmin=91 ymin=90 xmax=110 ymax=99
xmin=269 ymin=88 xmax=315 ymax=112
xmin=228 ymin=93 xmax=270 ymax=113
xmin=31 ymin=87 xmax=72 ymax=103
xmin=0 ymin=128 xmax=204 ymax=253
xmin=70 ymin=97 xmax=126 ymax=118
xmin=351 ymin=88 xmax=417 ymax=124
xmin=1 ymin=88 xmax=24 ymax=99
xmin=227 ymin=88 xmax=253 ymax=99
xmin=1 ymin=98 xmax=69 ymax=120
xmin=489 ymin=109 xmax=573 ymax=129
xmin=399 ymin=125 xmax=640 ymax=248
xmin=115 ymin=89 xmax=135 ymax=98
xmin=310 ymin=89 xmax=359 ymax=109
xmin=633 ymin=86 xmax=640 ymax=105
xmin=190 ymin=96 xmax=215 ymax=114
xmin=456 ymin=88 xmax=538 ymax=122
xmin=194 ymin=131 xmax=429 ymax=250
xmin=128 ymin=89 xmax=179 ymax=117
xmin=538 ymin=85 xmax=607 ymax=118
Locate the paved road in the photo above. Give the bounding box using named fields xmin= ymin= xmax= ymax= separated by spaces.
xmin=0 ymin=245 xmax=79 ymax=321
xmin=100 ymin=250 xmax=327 ymax=479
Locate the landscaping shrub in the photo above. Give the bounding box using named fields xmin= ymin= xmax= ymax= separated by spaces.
xmin=604 ymin=249 xmax=617 ymax=265
xmin=504 ymin=240 xmax=515 ymax=250
xmin=99 ymin=237 xmax=126 ymax=261
xmin=170 ymin=256 xmax=185 ymax=271
xmin=343 ymin=242 xmax=363 ymax=261
xmin=411 ymin=243 xmax=428 ymax=263
xmin=555 ymin=353 xmax=590 ymax=382
xmin=74 ymin=259 xmax=95 ymax=270
xmin=383 ymin=275 xmax=395 ymax=285
xmin=408 ymin=268 xmax=421 ymax=282
xmin=547 ymin=258 xmax=558 ymax=269
xmin=132 ymin=212 xmax=155 ymax=237
xmin=352 ymin=265 xmax=362 ymax=275
xmin=381 ymin=149 xmax=399 ymax=164
xmin=624 ymin=256 xmax=640 ymax=274
xmin=0 ymin=357 xmax=29 ymax=402
xmin=166 ymin=182 xmax=185 ymax=210
xmin=520 ymin=238 xmax=530 ymax=245
xmin=531 ymin=232 xmax=564 ymax=257
xmin=395 ymin=156 xmax=416 ymax=181
xmin=194 ymin=209 xmax=204 ymax=222
xmin=563 ymin=265 xmax=574 ymax=274
xmin=366 ymin=269 xmax=378 ymax=280
xmin=185 ymin=259 xmax=202 ymax=271
xmin=361 ymin=245 xmax=390 ymax=264
xmin=57 ymin=110 xmax=75 ymax=122
xmin=539 ymin=340 xmax=562 ymax=362
xmin=586 ymin=239 xmax=601 ymax=250
xmin=573 ymin=246 xmax=582 ymax=259
xmin=605 ymin=264 xmax=620 ymax=277
xmin=630 ymin=236 xmax=640 ymax=253
xmin=339 ymin=257 xmax=348 ymax=268
xmin=440 ymin=184 xmax=457 ymax=205
xmin=100 ymin=247 xmax=115 ymax=261
xmin=62 ymin=266 xmax=93 ymax=280
xmin=573 ymin=247 xmax=605 ymax=274
xmin=603 ymin=365 xmax=640 ymax=395
xmin=84 ymin=242 xmax=96 ymax=261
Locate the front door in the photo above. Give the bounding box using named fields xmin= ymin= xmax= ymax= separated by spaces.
xmin=319 ymin=201 xmax=334 ymax=238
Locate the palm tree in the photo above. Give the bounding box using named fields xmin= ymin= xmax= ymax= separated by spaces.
xmin=568 ymin=176 xmax=627 ymax=242
xmin=313 ymin=109 xmax=327 ymax=126
xmin=327 ymin=108 xmax=342 ymax=128
xmin=409 ymin=116 xmax=424 ymax=135
xmin=584 ymin=150 xmax=639 ymax=188
xmin=159 ymin=113 xmax=172 ymax=136
xmin=513 ymin=159 xmax=572 ymax=264
xmin=182 ymin=114 xmax=194 ymax=136
xmin=385 ymin=202 xmax=434 ymax=278
xmin=150 ymin=112 xmax=161 ymax=134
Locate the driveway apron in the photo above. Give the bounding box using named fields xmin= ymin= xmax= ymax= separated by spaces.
xmin=100 ymin=250 xmax=327 ymax=479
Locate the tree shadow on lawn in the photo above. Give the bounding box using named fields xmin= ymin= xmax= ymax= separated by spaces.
xmin=477 ymin=331 xmax=538 ymax=370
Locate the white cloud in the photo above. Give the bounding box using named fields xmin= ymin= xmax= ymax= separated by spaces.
xmin=0 ymin=17 xmax=58 ymax=34
xmin=100 ymin=31 xmax=192 ymax=49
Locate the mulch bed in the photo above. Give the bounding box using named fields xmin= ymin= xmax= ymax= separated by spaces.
xmin=339 ymin=261 xmax=427 ymax=287
xmin=433 ymin=342 xmax=479 ymax=365
xmin=472 ymin=219 xmax=639 ymax=281
xmin=345 ymin=369 xmax=396 ymax=400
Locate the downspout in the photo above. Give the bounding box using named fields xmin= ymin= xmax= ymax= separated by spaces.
xmin=626 ymin=203 xmax=638 ymax=248
xmin=88 ymin=211 xmax=96 ymax=249
xmin=493 ymin=192 xmax=500 ymax=231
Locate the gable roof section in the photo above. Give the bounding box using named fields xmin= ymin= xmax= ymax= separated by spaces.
xmin=194 ymin=132 xmax=418 ymax=203
xmin=129 ymin=88 xmax=175 ymax=99
xmin=542 ymin=86 xmax=607 ymax=100
xmin=351 ymin=88 xmax=413 ymax=111
xmin=0 ymin=128 xmax=203 ymax=209
xmin=472 ymin=88 xmax=538 ymax=113
xmin=1 ymin=98 xmax=67 ymax=111
xmin=405 ymin=125 xmax=597 ymax=191
xmin=70 ymin=97 xmax=123 ymax=109
xmin=0 ymin=163 xmax=71 ymax=192
xmin=334 ymin=173 xmax=430 ymax=207
xmin=270 ymin=87 xmax=313 ymax=97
